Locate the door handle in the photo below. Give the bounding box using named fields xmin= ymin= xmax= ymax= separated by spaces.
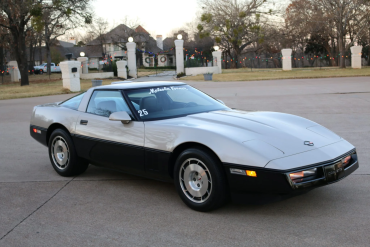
xmin=80 ymin=120 xmax=88 ymax=125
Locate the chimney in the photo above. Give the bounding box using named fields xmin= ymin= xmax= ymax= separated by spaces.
xmin=156 ymin=35 xmax=163 ymax=50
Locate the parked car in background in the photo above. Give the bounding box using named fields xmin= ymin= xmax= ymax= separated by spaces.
xmin=42 ymin=63 xmax=61 ymax=73
xmin=34 ymin=63 xmax=47 ymax=74
xmin=34 ymin=63 xmax=61 ymax=74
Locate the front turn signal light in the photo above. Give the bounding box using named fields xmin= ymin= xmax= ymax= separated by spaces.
xmin=342 ymin=155 xmax=352 ymax=166
xmin=289 ymin=168 xmax=317 ymax=182
xmin=246 ymin=170 xmax=257 ymax=177
xmin=289 ymin=171 xmax=304 ymax=180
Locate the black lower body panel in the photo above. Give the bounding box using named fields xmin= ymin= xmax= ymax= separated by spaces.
xmin=72 ymin=134 xmax=173 ymax=182
xmin=224 ymin=151 xmax=359 ymax=197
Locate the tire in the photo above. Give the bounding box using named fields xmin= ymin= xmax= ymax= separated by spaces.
xmin=174 ymin=147 xmax=229 ymax=212
xmin=48 ymin=129 xmax=89 ymax=177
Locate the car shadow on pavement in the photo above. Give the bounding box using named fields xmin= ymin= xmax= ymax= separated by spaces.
xmin=229 ymin=190 xmax=311 ymax=206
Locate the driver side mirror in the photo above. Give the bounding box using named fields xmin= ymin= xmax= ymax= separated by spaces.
xmin=109 ymin=111 xmax=132 ymax=124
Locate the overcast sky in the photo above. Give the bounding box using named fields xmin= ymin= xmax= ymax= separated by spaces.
xmin=91 ymin=0 xmax=200 ymax=38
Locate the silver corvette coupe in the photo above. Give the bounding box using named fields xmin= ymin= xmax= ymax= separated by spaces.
xmin=30 ymin=81 xmax=359 ymax=211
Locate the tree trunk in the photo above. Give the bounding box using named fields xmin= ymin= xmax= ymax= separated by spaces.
xmin=45 ymin=25 xmax=51 ymax=77
xmin=39 ymin=37 xmax=43 ymax=65
xmin=0 ymin=45 xmax=3 ymax=84
xmin=338 ymin=35 xmax=346 ymax=68
xmin=46 ymin=42 xmax=51 ymax=77
xmin=0 ymin=45 xmax=3 ymax=70
xmin=10 ymin=26 xmax=29 ymax=86
xmin=368 ymin=28 xmax=370 ymax=66
xmin=29 ymin=38 xmax=34 ymax=69
xmin=225 ymin=52 xmax=227 ymax=69
xmin=230 ymin=51 xmax=237 ymax=68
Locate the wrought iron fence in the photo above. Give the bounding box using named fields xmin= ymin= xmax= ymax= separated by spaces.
xmin=221 ymin=52 xmax=369 ymax=69
xmin=185 ymin=55 xmax=214 ymax=68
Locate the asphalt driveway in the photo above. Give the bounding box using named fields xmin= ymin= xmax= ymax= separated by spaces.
xmin=0 ymin=77 xmax=369 ymax=246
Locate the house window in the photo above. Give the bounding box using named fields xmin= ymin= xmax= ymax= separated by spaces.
xmin=169 ymin=57 xmax=173 ymax=64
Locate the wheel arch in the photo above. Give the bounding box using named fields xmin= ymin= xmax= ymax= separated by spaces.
xmin=168 ymin=142 xmax=223 ymax=179
xmin=46 ymin=123 xmax=71 ymax=145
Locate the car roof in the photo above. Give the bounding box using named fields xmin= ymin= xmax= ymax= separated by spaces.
xmin=95 ymin=81 xmax=187 ymax=90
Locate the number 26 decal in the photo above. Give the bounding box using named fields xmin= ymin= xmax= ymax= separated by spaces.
xmin=138 ymin=109 xmax=148 ymax=116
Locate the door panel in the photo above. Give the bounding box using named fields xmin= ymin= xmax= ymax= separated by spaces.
xmin=74 ymin=112 xmax=145 ymax=172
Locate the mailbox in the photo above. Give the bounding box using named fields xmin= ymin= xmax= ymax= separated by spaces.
xmin=71 ymin=67 xmax=77 ymax=73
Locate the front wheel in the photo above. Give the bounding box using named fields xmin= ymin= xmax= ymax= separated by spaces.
xmin=174 ymin=148 xmax=229 ymax=212
xmin=48 ymin=129 xmax=89 ymax=177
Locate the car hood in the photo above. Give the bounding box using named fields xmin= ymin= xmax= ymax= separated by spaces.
xmin=187 ymin=110 xmax=342 ymax=157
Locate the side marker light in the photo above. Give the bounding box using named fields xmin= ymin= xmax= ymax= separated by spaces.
xmin=33 ymin=128 xmax=41 ymax=134
xmin=246 ymin=170 xmax=257 ymax=177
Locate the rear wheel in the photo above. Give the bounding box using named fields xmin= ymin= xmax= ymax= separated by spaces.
xmin=48 ymin=129 xmax=89 ymax=177
xmin=174 ymin=148 xmax=228 ymax=211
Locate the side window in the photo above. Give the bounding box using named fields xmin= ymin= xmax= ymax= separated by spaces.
xmin=86 ymin=90 xmax=132 ymax=117
xmin=51 ymin=63 xmax=55 ymax=66
xmin=60 ymin=92 xmax=86 ymax=110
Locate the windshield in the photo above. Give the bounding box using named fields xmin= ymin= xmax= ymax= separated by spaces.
xmin=125 ymin=85 xmax=229 ymax=121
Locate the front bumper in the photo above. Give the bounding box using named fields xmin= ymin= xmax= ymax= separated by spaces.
xmin=224 ymin=149 xmax=359 ymax=194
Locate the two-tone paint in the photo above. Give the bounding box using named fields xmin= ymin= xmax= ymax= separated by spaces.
xmin=30 ymin=81 xmax=359 ymax=194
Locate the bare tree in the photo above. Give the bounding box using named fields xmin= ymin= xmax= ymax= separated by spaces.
xmin=197 ymin=0 xmax=270 ymax=68
xmin=0 ymin=0 xmax=93 ymax=86
xmin=285 ymin=0 xmax=370 ymax=68
xmin=86 ymin=17 xmax=111 ymax=54
xmin=39 ymin=1 xmax=93 ymax=77
xmin=0 ymin=0 xmax=36 ymax=85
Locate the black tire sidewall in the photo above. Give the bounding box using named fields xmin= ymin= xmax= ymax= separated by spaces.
xmin=174 ymin=148 xmax=228 ymax=212
xmin=48 ymin=129 xmax=85 ymax=177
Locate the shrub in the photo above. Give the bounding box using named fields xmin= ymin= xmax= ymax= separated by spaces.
xmin=176 ymin=72 xmax=186 ymax=78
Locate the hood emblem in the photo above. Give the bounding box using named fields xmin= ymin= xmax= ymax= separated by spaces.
xmin=304 ymin=141 xmax=314 ymax=146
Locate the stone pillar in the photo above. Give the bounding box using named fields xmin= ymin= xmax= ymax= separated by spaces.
xmin=8 ymin=61 xmax=21 ymax=82
xmin=212 ymin=51 xmax=222 ymax=74
xmin=77 ymin=57 xmax=88 ymax=74
xmin=351 ymin=46 xmax=363 ymax=69
xmin=175 ymin=39 xmax=184 ymax=74
xmin=126 ymin=42 xmax=137 ymax=78
xmin=282 ymin=49 xmax=292 ymax=71
xmin=116 ymin=60 xmax=128 ymax=79
xmin=60 ymin=61 xmax=81 ymax=92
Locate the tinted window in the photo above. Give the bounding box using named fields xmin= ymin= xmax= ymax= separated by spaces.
xmin=87 ymin=90 xmax=132 ymax=117
xmin=125 ymin=85 xmax=228 ymax=120
xmin=60 ymin=93 xmax=86 ymax=110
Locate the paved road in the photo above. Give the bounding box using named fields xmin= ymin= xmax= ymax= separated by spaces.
xmin=0 ymin=77 xmax=369 ymax=246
